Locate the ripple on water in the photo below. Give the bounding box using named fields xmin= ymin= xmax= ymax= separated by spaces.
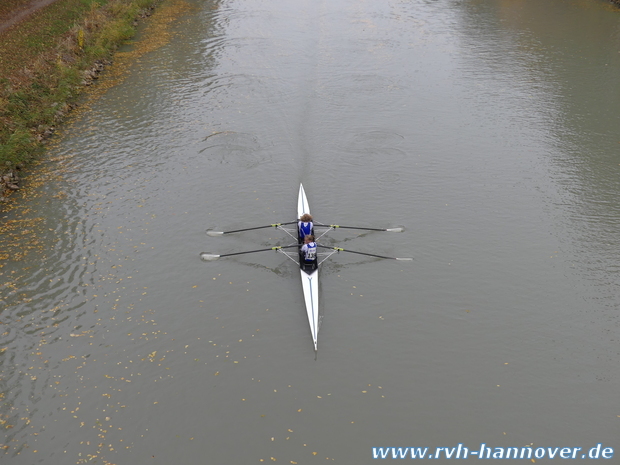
xmin=202 ymin=73 xmax=288 ymax=107
xmin=336 ymin=130 xmax=407 ymax=166
xmin=316 ymin=73 xmax=401 ymax=106
xmin=339 ymin=130 xmax=405 ymax=152
xmin=197 ymin=131 xmax=272 ymax=168
xmin=375 ymin=171 xmax=402 ymax=188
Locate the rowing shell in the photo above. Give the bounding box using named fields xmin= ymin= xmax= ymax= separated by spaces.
xmin=202 ymin=185 xmax=410 ymax=351
xmin=298 ymin=184 xmax=319 ymax=352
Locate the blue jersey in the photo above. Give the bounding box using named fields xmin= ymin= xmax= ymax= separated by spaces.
xmin=298 ymin=221 xmax=313 ymax=239
xmin=301 ymin=242 xmax=317 ymax=262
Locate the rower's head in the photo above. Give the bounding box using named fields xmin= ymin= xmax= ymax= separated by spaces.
xmin=304 ymin=235 xmax=315 ymax=243
xmin=300 ymin=214 xmax=312 ymax=222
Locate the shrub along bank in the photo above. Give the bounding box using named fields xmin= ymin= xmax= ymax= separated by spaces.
xmin=0 ymin=0 xmax=163 ymax=197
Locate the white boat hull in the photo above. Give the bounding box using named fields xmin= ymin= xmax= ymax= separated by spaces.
xmin=300 ymin=268 xmax=319 ymax=351
xmin=298 ymin=184 xmax=319 ymax=351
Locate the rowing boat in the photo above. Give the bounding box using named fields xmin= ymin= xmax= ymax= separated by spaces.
xmin=202 ymin=187 xmax=412 ymax=353
xmin=298 ymin=184 xmax=319 ymax=352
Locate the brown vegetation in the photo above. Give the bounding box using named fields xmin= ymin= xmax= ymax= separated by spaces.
xmin=0 ymin=0 xmax=161 ymax=200
xmin=0 ymin=0 xmax=38 ymax=22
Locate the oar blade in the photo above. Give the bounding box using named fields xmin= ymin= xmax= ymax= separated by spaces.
xmin=395 ymin=257 xmax=413 ymax=261
xmin=386 ymin=227 xmax=405 ymax=233
xmin=206 ymin=230 xmax=224 ymax=236
xmin=200 ymin=252 xmax=221 ymax=261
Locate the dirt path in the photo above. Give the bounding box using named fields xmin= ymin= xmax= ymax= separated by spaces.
xmin=0 ymin=0 xmax=59 ymax=34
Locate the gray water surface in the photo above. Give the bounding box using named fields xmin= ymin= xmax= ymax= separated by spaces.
xmin=1 ymin=0 xmax=619 ymax=463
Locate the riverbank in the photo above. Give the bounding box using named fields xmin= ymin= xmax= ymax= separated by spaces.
xmin=0 ymin=0 xmax=165 ymax=201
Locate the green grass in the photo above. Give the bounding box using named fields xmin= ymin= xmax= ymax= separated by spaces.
xmin=0 ymin=0 xmax=162 ymax=173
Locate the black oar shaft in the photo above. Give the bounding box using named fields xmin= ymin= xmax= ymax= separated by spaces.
xmin=314 ymin=223 xmax=403 ymax=232
xmin=219 ymin=245 xmax=297 ymax=257
xmin=334 ymin=248 xmax=395 ymax=260
xmin=221 ymin=221 xmax=297 ymax=234
xmin=331 ymin=225 xmax=386 ymax=231
xmin=317 ymin=245 xmax=411 ymax=260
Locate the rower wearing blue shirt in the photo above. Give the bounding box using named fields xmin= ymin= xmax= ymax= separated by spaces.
xmin=298 ymin=213 xmax=314 ymax=243
xmin=300 ymin=235 xmax=317 ymax=263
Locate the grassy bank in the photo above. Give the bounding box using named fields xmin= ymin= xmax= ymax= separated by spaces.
xmin=0 ymin=0 xmax=163 ymax=195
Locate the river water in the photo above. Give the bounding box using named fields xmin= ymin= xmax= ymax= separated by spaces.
xmin=1 ymin=0 xmax=619 ymax=463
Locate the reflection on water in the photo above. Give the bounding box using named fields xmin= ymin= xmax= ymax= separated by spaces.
xmin=1 ymin=0 xmax=620 ymax=463
xmin=455 ymin=0 xmax=620 ymax=307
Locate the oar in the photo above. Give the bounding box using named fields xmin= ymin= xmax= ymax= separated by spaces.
xmin=200 ymin=245 xmax=298 ymax=261
xmin=315 ymin=224 xmax=404 ymax=233
xmin=207 ymin=221 xmax=297 ymax=236
xmin=317 ymin=245 xmax=412 ymax=261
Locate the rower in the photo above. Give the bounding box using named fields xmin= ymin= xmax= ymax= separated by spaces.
xmin=298 ymin=213 xmax=314 ymax=244
xmin=300 ymin=235 xmax=317 ymax=270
